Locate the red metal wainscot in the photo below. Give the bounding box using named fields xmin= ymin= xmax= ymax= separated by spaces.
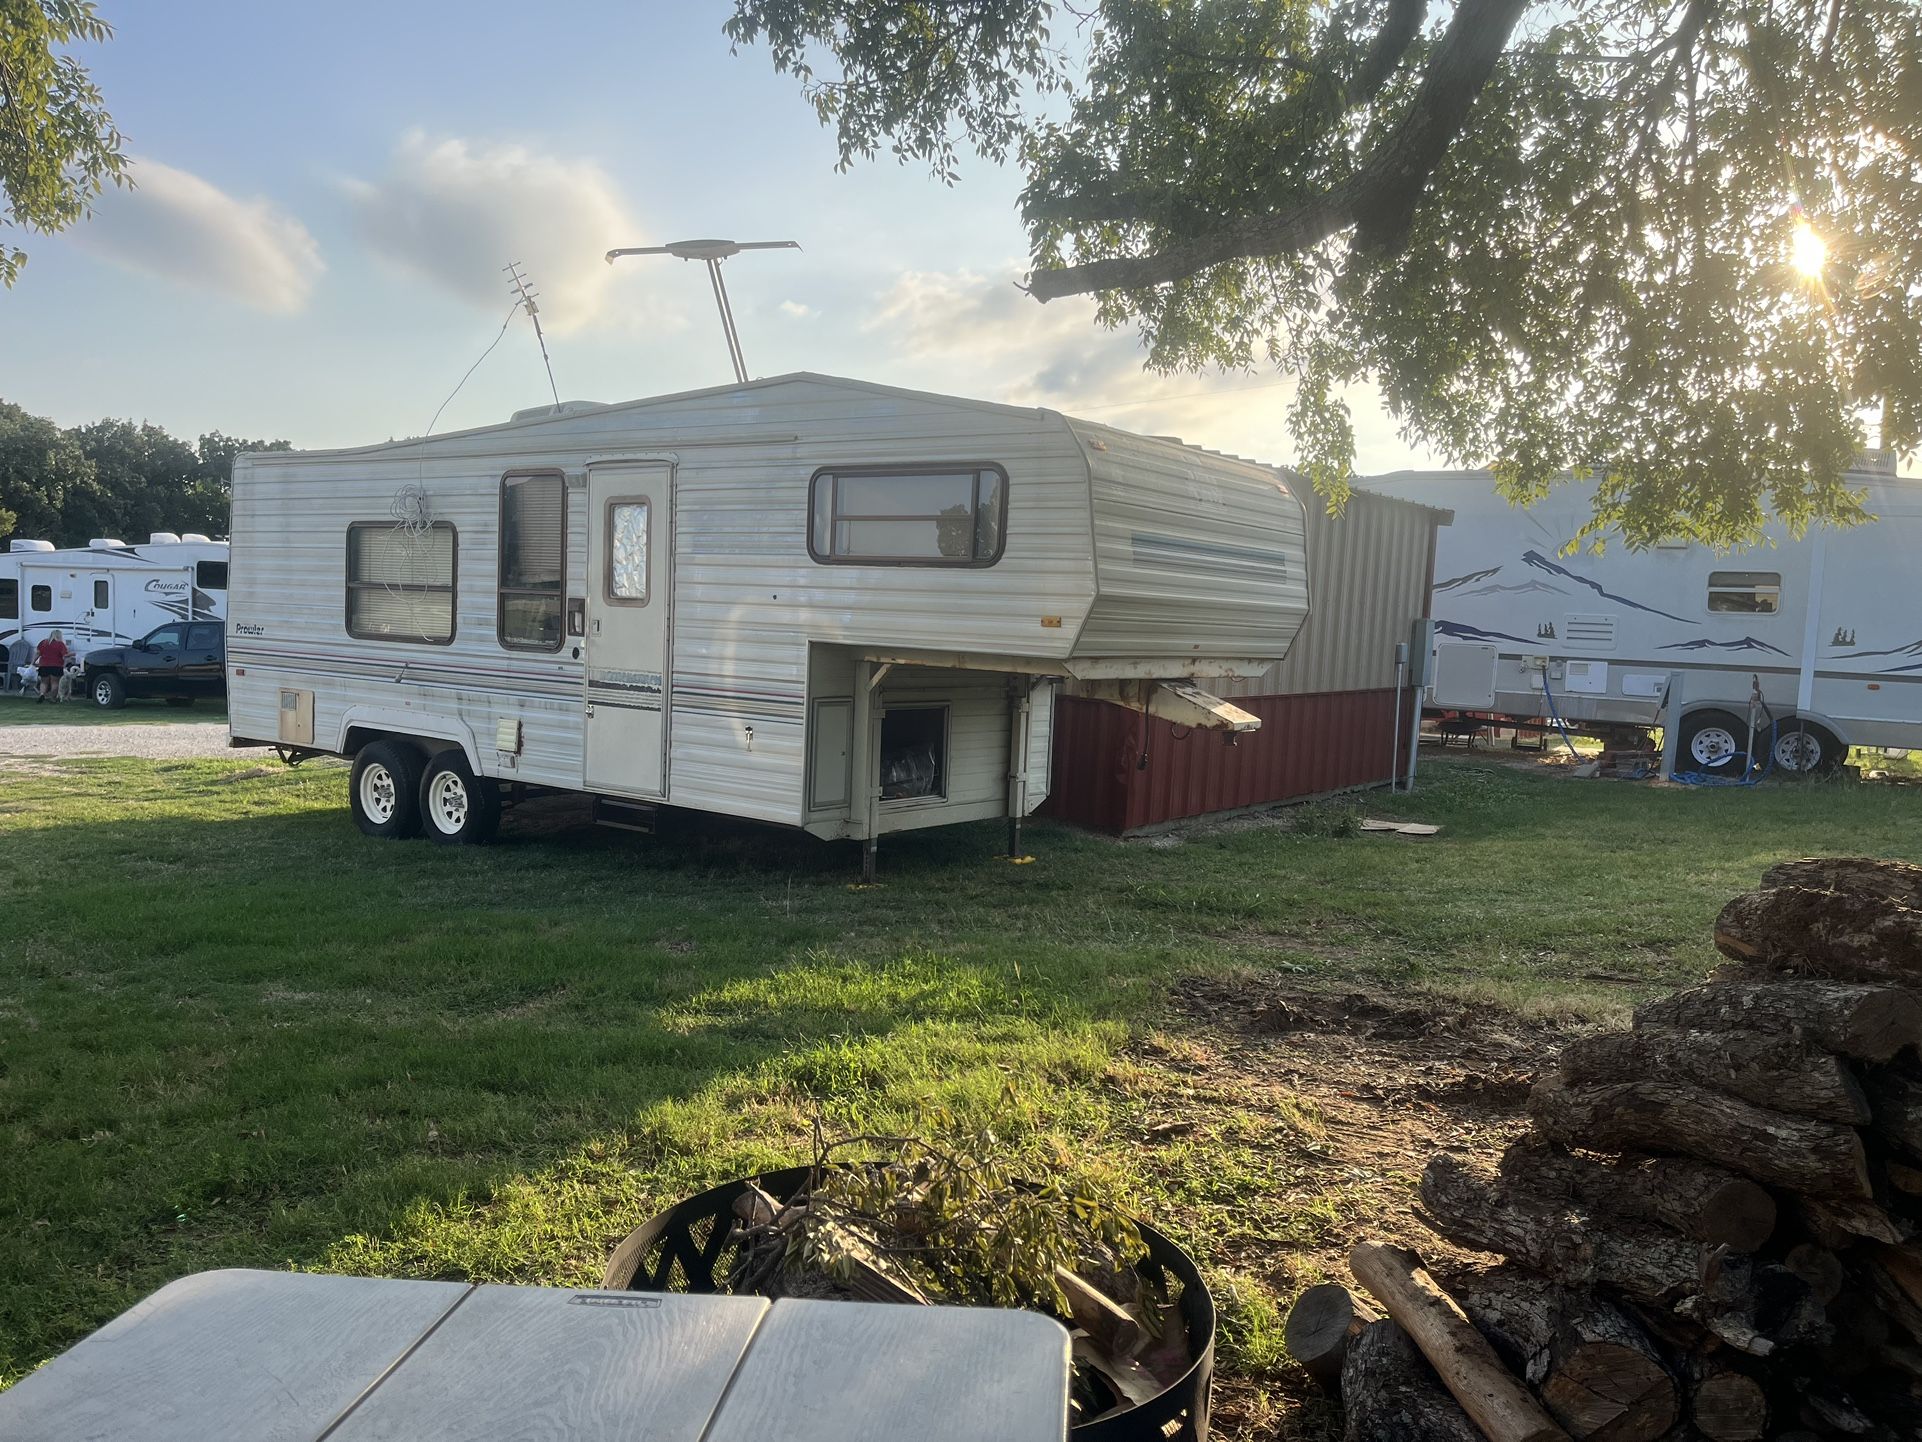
xmin=1044 ymin=686 xmax=1416 ymax=835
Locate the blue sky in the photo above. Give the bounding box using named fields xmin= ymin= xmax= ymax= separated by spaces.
xmin=2 ymin=1 xmax=1431 ymax=469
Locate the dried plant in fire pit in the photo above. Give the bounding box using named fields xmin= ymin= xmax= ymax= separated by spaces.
xmin=721 ymin=1105 xmax=1193 ymax=1425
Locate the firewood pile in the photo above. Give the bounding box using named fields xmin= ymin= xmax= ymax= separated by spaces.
xmin=1287 ymin=857 xmax=1922 ymax=1442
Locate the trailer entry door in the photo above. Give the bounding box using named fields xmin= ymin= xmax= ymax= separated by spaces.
xmin=583 ymin=461 xmax=671 ymax=799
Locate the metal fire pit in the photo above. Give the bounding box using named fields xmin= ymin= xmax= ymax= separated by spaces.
xmin=603 ymin=1166 xmax=1216 ymax=1441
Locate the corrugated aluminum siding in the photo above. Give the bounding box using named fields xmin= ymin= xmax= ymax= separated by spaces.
xmin=1046 ymin=688 xmax=1412 ymax=833
xmin=1218 ymin=485 xmax=1442 ymax=698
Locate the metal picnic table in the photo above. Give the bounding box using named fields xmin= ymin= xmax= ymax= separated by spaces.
xmin=0 ymin=1269 xmax=1070 ymax=1442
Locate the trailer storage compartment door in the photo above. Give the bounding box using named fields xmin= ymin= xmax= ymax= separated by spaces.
xmin=584 ymin=461 xmax=672 ymax=799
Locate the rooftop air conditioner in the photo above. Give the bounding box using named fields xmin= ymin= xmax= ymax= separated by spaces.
xmin=148 ymin=532 xmax=181 ymax=544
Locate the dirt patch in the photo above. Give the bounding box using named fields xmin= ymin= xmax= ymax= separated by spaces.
xmin=1132 ymin=969 xmax=1583 ymax=1441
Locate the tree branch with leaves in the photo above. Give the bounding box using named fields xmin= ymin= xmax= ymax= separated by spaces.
xmin=731 ymin=0 xmax=1922 ymax=548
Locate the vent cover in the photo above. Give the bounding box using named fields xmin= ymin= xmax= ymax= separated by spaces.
xmin=1564 ymin=613 xmax=1617 ymax=651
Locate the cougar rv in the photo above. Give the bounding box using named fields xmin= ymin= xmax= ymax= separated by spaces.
xmin=1 ymin=534 xmax=229 ymax=689
xmin=226 ymin=374 xmax=1310 ymax=868
xmin=1369 ymin=453 xmax=1921 ymax=774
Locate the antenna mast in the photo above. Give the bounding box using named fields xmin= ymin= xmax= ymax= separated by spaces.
xmin=604 ymin=238 xmax=800 ymax=385
xmin=505 ymin=261 xmax=561 ymax=413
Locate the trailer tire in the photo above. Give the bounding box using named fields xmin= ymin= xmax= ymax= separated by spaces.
xmin=90 ymin=671 xmax=127 ymax=710
xmin=1678 ymin=708 xmax=1750 ymax=774
xmin=1771 ymin=718 xmax=1843 ymax=777
xmin=351 ymin=740 xmax=425 ymax=839
xmin=419 ymin=752 xmax=501 ymax=846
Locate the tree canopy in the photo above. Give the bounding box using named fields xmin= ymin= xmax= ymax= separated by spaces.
xmin=0 ymin=399 xmax=287 ymax=547
xmin=729 ymin=1 xmax=1922 ymax=547
xmin=0 ymin=0 xmax=129 ymax=286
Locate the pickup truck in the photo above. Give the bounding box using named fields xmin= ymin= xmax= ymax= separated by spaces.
xmin=84 ymin=622 xmax=226 ymax=709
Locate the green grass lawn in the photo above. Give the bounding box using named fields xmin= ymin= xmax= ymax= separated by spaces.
xmin=3 ymin=753 xmax=1919 ymax=1417
xmin=0 ymin=693 xmax=228 ymax=726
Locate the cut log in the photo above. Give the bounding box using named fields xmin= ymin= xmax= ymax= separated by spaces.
xmin=1887 ymin=1159 xmax=1922 ymax=1198
xmin=1348 ymin=1241 xmax=1572 ymax=1442
xmin=1862 ymin=1245 xmax=1922 ymax=1339
xmin=1498 ymin=1138 xmax=1777 ymax=1252
xmin=1760 ymin=856 xmax=1922 ymax=910
xmin=1634 ymin=981 xmax=1922 ymax=1064
xmin=1673 ymin=1248 xmax=1830 ymax=1356
xmin=1713 ymin=883 xmax=1922 ymax=985
xmin=1526 ymin=1073 xmax=1873 ymax=1199
xmin=1554 ymin=1027 xmax=1869 ymax=1126
xmin=1418 ymin=1152 xmax=1703 ymax=1304
xmin=1284 ymin=1281 xmax=1379 ymax=1391
xmin=1794 ymin=1196 xmax=1914 ymax=1248
xmin=1863 ymin=1068 xmax=1922 ymax=1160
xmin=1783 ymin=1244 xmax=1846 ymax=1306
xmin=1054 ymin=1266 xmax=1142 ymax=1357
xmin=1340 ymin=1320 xmax=1485 ymax=1442
xmin=1684 ymin=1355 xmax=1769 ymax=1442
xmin=1449 ymin=1266 xmax=1679 ymax=1442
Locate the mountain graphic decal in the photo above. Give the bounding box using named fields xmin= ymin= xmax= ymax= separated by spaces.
xmin=1435 ymin=565 xmax=1502 ymax=592
xmin=1658 ymin=636 xmax=1792 ymax=656
xmin=1435 ymin=619 xmax=1538 ymax=645
xmin=1520 ymin=550 xmax=1692 ymax=623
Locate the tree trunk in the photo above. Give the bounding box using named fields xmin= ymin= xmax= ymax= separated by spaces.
xmin=1526 ymin=1074 xmax=1872 ymax=1199
xmin=1418 ymin=1152 xmax=1704 ymax=1304
xmin=1554 ymin=1027 xmax=1869 ymax=1126
xmin=1341 ymin=1319 xmax=1486 ymax=1442
xmin=1449 ymin=1266 xmax=1679 ymax=1442
xmin=1792 ymin=1196 xmax=1913 ymax=1249
xmin=1348 ymin=1241 xmax=1571 ymax=1442
xmin=1633 ymin=981 xmax=1922 ymax=1064
xmin=1761 ymin=857 xmax=1922 ymax=909
xmin=1285 ymin=1281 xmax=1378 ymax=1392
xmin=1497 ymin=1138 xmax=1778 ymax=1253
xmin=1713 ymin=884 xmax=1922 ymax=985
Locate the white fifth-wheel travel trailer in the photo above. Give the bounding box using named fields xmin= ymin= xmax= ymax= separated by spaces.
xmin=1369 ymin=452 xmax=1921 ymax=775
xmin=1 ymin=534 xmax=229 ymax=689
xmin=226 ymin=374 xmax=1311 ymax=867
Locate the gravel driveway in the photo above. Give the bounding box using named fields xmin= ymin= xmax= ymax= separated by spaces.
xmin=0 ymin=722 xmax=236 ymax=760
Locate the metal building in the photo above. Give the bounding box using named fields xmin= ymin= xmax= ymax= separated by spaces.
xmin=1046 ymin=485 xmax=1448 ymax=833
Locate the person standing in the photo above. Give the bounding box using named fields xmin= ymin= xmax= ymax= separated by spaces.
xmin=35 ymin=630 xmax=70 ymax=703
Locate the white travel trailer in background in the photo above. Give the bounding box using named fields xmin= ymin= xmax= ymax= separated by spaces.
xmin=1369 ymin=453 xmax=1921 ymax=775
xmin=226 ymin=374 xmax=1310 ymax=869
xmin=1 ymin=534 xmax=229 ymax=689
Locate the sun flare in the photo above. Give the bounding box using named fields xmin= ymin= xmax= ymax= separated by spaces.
xmin=1791 ymin=221 xmax=1829 ymax=279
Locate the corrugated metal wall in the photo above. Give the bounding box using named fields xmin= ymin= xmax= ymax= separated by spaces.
xmin=1047 ymin=485 xmax=1443 ymax=832
xmin=1046 ymin=688 xmax=1413 ymax=833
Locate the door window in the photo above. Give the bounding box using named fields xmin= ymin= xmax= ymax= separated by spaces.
xmin=605 ymin=499 xmax=649 ymax=604
xmin=30 ymin=584 xmax=51 ymax=612
xmin=93 ymin=579 xmax=109 ymax=609
xmin=499 ymin=470 xmax=566 ymax=650
xmin=188 ymin=624 xmax=223 ymax=650
xmin=145 ymin=626 xmax=184 ymax=651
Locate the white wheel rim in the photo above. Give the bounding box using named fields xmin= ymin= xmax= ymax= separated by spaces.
xmin=428 ymin=771 xmax=469 ymax=833
xmin=1774 ymin=732 xmax=1822 ymax=772
xmin=1690 ymin=726 xmax=1739 ymax=767
xmin=94 ymin=680 xmax=112 ymax=705
xmin=359 ymin=764 xmax=398 ymax=824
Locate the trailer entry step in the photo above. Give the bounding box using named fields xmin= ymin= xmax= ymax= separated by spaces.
xmin=592 ymin=797 xmax=658 ymax=834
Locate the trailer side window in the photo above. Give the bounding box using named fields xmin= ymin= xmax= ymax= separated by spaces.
xmin=808 ymin=465 xmax=1007 ymax=566
xmin=196 ymin=561 xmax=228 ymax=590
xmin=499 ymin=470 xmax=566 ymax=650
xmin=1707 ymin=570 xmax=1781 ymax=614
xmin=30 ymin=584 xmax=51 ymax=612
xmin=0 ymin=580 xmax=16 ymax=619
xmin=346 ymin=522 xmax=457 ymax=644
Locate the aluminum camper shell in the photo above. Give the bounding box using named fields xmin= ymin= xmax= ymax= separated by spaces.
xmin=225 ymin=374 xmax=1310 ymax=855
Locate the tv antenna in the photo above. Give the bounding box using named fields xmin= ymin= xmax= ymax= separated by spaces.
xmin=505 ymin=261 xmax=561 ymax=413
xmin=604 ymin=238 xmax=800 ymax=384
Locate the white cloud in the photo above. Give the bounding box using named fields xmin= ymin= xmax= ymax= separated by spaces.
xmin=79 ymin=157 xmax=323 ymax=314
xmin=860 ymin=267 xmax=1433 ymax=475
xmin=346 ymin=133 xmax=674 ymax=335
xmin=778 ymin=299 xmax=816 ymax=319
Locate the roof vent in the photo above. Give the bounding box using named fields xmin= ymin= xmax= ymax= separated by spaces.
xmin=510 ymin=400 xmax=605 ymax=422
xmin=1854 ymin=449 xmax=1898 ymax=476
xmin=148 ymin=531 xmax=181 ymax=544
xmin=9 ymin=538 xmax=55 ymax=553
xmin=180 ymin=532 xmax=212 ymax=543
xmin=89 ymin=538 xmax=127 ymax=549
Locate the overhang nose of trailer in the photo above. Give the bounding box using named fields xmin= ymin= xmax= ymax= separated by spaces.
xmin=1080 ymin=679 xmax=1261 ymax=732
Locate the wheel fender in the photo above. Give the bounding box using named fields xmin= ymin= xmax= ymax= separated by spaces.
xmin=336 ymin=707 xmax=481 ymax=770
